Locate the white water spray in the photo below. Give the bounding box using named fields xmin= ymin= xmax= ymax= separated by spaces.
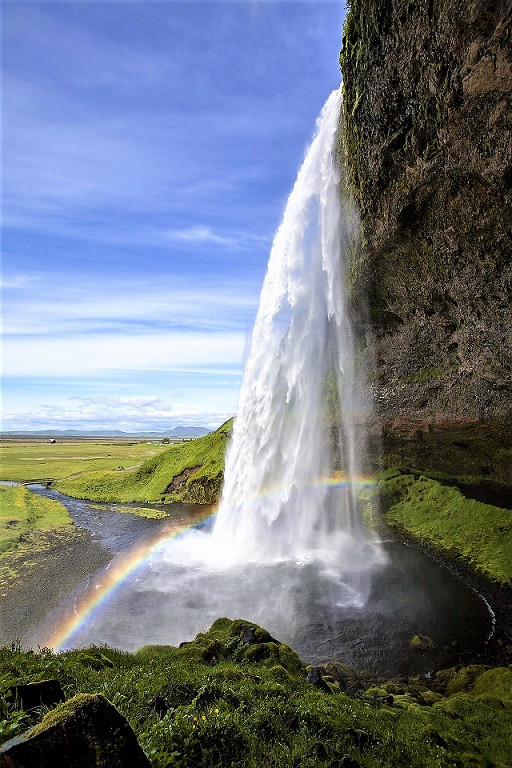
xmin=213 ymin=88 xmax=381 ymax=591
xmin=36 ymin=90 xmax=495 ymax=668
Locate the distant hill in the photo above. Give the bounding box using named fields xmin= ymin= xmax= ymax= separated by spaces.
xmin=0 ymin=426 xmax=211 ymax=439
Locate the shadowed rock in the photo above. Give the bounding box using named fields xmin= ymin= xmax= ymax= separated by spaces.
xmin=0 ymin=693 xmax=151 ymax=768
xmin=7 ymin=680 xmax=64 ymax=712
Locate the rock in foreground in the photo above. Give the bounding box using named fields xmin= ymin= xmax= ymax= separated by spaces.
xmin=0 ymin=693 xmax=151 ymax=768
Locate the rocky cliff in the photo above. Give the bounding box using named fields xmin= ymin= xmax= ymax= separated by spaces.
xmin=339 ymin=0 xmax=512 ymax=483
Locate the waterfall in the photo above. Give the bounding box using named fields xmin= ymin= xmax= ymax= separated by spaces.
xmin=213 ymin=88 xmax=379 ymax=587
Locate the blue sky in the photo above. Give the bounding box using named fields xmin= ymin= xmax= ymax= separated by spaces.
xmin=2 ymin=0 xmax=346 ymax=433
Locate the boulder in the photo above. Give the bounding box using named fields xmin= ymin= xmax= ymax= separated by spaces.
xmin=409 ymin=634 xmax=438 ymax=651
xmin=0 ymin=693 xmax=151 ymax=768
xmin=241 ymin=625 xmax=256 ymax=643
xmin=306 ymin=667 xmax=331 ymax=692
xmin=149 ymin=694 xmax=171 ymax=718
xmin=7 ymin=681 xmax=64 ymax=711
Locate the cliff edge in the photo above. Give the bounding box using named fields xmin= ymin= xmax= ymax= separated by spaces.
xmin=340 ymin=0 xmax=512 ymax=483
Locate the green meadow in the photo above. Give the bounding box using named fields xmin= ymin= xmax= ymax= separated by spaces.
xmin=0 ymin=440 xmax=170 ymax=483
xmin=378 ymin=473 xmax=512 ymax=586
xmin=1 ymin=618 xmax=511 ymax=768
xmin=0 ymin=485 xmax=72 ymax=556
xmin=54 ymin=420 xmax=233 ymax=505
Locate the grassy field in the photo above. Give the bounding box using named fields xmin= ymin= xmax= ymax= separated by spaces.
xmin=0 ymin=440 xmax=171 ymax=483
xmin=375 ymin=472 xmax=512 ymax=586
xmin=0 ymin=485 xmax=72 ymax=555
xmin=55 ymin=420 xmax=232 ymax=505
xmin=1 ymin=618 xmax=511 ymax=767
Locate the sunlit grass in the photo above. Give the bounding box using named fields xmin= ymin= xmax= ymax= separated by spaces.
xmin=55 ymin=420 xmax=233 ymax=505
xmin=1 ymin=618 xmax=511 ymax=767
xmin=0 ymin=486 xmax=72 ymax=555
xmin=0 ymin=440 xmax=170 ymax=483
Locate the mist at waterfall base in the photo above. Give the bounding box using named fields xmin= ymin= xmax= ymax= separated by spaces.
xmin=45 ymin=90 xmax=492 ymax=674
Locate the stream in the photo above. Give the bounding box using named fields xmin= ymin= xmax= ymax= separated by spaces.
xmin=20 ymin=485 xmax=493 ymax=678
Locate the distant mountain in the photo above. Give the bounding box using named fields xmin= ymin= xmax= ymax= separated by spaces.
xmin=0 ymin=427 xmax=211 ymax=438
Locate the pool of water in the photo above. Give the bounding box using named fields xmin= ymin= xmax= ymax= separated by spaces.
xmin=28 ymin=486 xmax=492 ymax=677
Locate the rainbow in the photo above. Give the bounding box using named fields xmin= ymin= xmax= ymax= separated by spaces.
xmin=46 ymin=473 xmax=377 ymax=652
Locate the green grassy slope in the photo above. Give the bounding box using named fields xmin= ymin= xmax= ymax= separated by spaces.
xmin=378 ymin=473 xmax=512 ymax=585
xmin=0 ymin=486 xmax=72 ymax=555
xmin=1 ymin=619 xmax=511 ymax=767
xmin=54 ymin=420 xmax=233 ymax=505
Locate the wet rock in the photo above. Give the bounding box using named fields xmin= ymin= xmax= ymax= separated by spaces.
xmin=323 ymin=662 xmax=365 ymax=693
xmin=337 ymin=757 xmax=360 ymax=768
xmin=306 ymin=667 xmax=330 ymax=692
xmin=347 ymin=728 xmax=372 ymax=748
xmin=149 ymin=694 xmax=171 ymax=718
xmin=241 ymin=625 xmax=256 ymax=643
xmin=410 ymin=634 xmax=438 ymax=651
xmin=0 ymin=693 xmax=151 ymax=768
xmin=307 ymin=741 xmax=328 ymax=760
xmin=7 ymin=680 xmax=64 ymax=711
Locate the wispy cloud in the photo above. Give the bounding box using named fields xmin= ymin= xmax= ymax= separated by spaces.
xmin=0 ymin=273 xmax=41 ymax=290
xmin=163 ymin=225 xmax=269 ymax=251
xmin=2 ymin=395 xmax=233 ymax=433
xmin=2 ymin=331 xmax=247 ymax=378
xmin=1 ymin=273 xmax=259 ymax=336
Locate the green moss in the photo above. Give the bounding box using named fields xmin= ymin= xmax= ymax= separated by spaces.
xmin=0 ymin=486 xmax=72 ymax=556
xmin=381 ymin=474 xmax=512 ymax=584
xmin=2 ymin=619 xmax=512 ymax=767
xmin=466 ymin=668 xmax=512 ymax=705
xmin=28 ymin=693 xmax=98 ymax=737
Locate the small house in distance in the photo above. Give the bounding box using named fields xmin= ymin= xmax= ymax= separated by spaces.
xmin=48 ymin=438 xmax=56 ymax=444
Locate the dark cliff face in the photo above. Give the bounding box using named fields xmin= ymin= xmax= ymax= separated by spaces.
xmin=339 ymin=0 xmax=512 ymax=480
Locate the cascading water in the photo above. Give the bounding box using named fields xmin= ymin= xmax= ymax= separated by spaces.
xmin=213 ymin=88 xmax=382 ymax=601
xmin=33 ymin=89 xmax=494 ymax=673
xmin=37 ymin=89 xmax=396 ymax=665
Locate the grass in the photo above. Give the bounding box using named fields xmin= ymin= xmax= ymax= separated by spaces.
xmin=54 ymin=420 xmax=233 ymax=505
xmin=378 ymin=474 xmax=512 ymax=585
xmin=1 ymin=618 xmax=511 ymax=767
xmin=0 ymin=486 xmax=72 ymax=556
xmin=0 ymin=440 xmax=171 ymax=483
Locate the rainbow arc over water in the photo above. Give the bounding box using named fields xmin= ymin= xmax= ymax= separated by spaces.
xmin=46 ymin=473 xmax=376 ymax=652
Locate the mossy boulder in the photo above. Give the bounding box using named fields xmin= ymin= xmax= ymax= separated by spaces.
xmin=410 ymin=635 xmax=438 ymax=652
xmin=0 ymin=693 xmax=151 ymax=767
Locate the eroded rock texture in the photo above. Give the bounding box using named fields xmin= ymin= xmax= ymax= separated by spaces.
xmin=340 ymin=0 xmax=512 ymax=480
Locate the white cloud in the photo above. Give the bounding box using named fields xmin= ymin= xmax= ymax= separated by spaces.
xmin=2 ymin=331 xmax=246 ymax=378
xmin=0 ymin=273 xmax=41 ymax=290
xmin=170 ymin=225 xmax=240 ymax=248
xmin=2 ymin=273 xmax=259 ymax=337
xmin=1 ymin=394 xmax=233 ymax=433
xmin=164 ymin=225 xmax=268 ymax=251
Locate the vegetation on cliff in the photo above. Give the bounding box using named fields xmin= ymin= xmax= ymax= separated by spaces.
xmin=1 ymin=619 xmax=511 ymax=767
xmin=54 ymin=420 xmax=233 ymax=505
xmin=375 ymin=472 xmax=512 ymax=585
